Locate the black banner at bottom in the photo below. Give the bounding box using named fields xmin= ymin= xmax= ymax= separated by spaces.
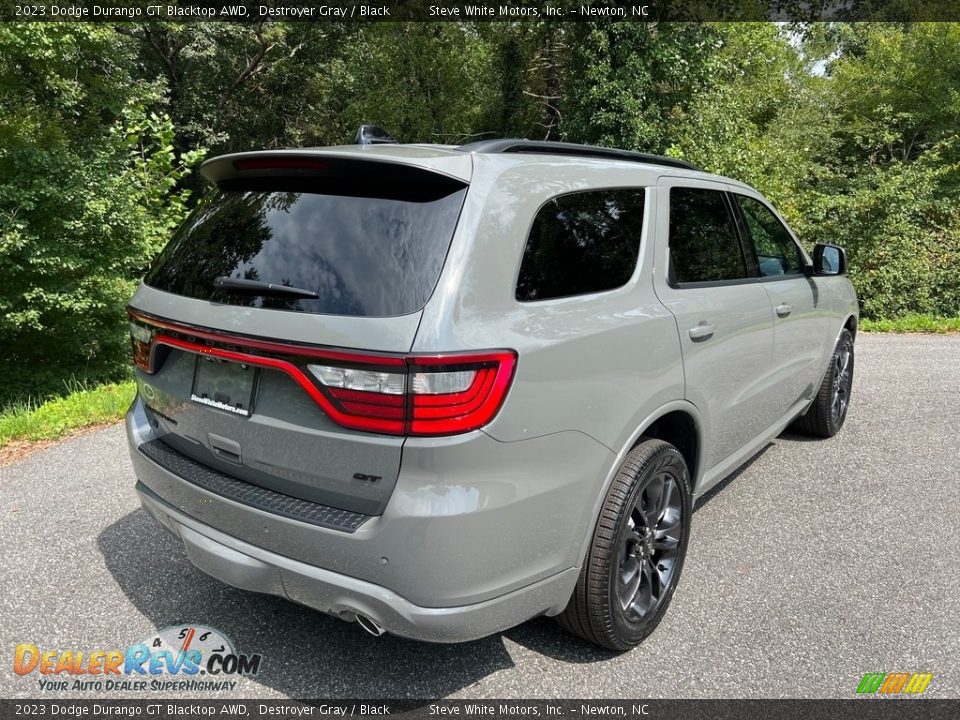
xmin=1 ymin=699 xmax=958 ymax=720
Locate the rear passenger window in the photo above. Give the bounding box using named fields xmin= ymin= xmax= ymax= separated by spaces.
xmin=734 ymin=194 xmax=805 ymax=277
xmin=515 ymin=190 xmax=645 ymax=302
xmin=669 ymin=188 xmax=748 ymax=285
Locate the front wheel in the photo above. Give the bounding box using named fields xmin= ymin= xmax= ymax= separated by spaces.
xmin=793 ymin=328 xmax=854 ymax=438
xmin=557 ymin=439 xmax=692 ymax=651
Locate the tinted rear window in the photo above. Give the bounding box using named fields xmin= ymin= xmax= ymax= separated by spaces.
xmin=145 ymin=178 xmax=466 ymax=317
xmin=515 ymin=189 xmax=646 ymax=302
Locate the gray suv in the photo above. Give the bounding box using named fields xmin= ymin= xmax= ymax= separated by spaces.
xmin=126 ymin=137 xmax=858 ymax=650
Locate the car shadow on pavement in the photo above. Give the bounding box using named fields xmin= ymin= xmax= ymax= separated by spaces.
xmin=501 ymin=617 xmax=620 ymax=663
xmin=776 ymin=430 xmax=832 ymax=444
xmin=98 ymin=509 xmax=517 ymax=699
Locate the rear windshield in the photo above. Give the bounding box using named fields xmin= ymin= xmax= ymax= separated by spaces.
xmin=145 ymin=177 xmax=467 ymax=317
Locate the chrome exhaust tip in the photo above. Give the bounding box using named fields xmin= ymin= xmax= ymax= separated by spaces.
xmin=355 ymin=613 xmax=386 ymax=637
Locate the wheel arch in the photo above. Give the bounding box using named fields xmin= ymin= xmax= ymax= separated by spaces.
xmin=620 ymin=401 xmax=704 ymax=487
xmin=630 ymin=409 xmax=701 ymax=486
xmin=572 ymin=400 xmax=705 ymax=570
xmin=844 ymin=314 xmax=858 ymax=340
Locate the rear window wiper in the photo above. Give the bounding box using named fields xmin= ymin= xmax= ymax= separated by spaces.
xmin=213 ymin=276 xmax=319 ymax=299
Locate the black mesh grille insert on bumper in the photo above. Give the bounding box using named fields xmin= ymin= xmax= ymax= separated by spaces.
xmin=138 ymin=439 xmax=370 ymax=533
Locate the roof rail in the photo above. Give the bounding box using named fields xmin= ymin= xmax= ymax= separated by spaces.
xmin=456 ymin=139 xmax=699 ymax=171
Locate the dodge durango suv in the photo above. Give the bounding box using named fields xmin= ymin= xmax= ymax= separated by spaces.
xmin=126 ymin=136 xmax=858 ymax=650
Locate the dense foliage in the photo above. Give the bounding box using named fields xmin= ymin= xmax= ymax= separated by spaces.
xmin=1 ymin=21 xmax=958 ymax=405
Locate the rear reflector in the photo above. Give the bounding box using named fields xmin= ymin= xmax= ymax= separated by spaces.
xmin=128 ymin=311 xmax=516 ymax=437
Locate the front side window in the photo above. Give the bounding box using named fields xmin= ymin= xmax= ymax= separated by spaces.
xmin=669 ymin=188 xmax=748 ymax=284
xmin=515 ymin=189 xmax=645 ymax=302
xmin=735 ymin=194 xmax=805 ymax=277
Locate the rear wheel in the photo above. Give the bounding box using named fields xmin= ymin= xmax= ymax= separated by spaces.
xmin=793 ymin=329 xmax=854 ymax=438
xmin=557 ymin=439 xmax=692 ymax=651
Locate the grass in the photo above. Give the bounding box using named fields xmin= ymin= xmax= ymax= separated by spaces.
xmin=0 ymin=379 xmax=136 ymax=450
xmin=860 ymin=314 xmax=960 ymax=334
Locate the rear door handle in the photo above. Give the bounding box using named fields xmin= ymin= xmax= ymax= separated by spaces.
xmin=775 ymin=303 xmax=792 ymax=318
xmin=688 ymin=322 xmax=716 ymax=341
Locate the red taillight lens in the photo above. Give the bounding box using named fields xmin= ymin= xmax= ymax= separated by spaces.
xmin=127 ymin=311 xmax=516 ymax=437
xmin=305 ymin=363 xmax=407 ymax=433
xmin=308 ymin=351 xmax=516 ymax=436
xmin=408 ymin=353 xmax=516 ymax=435
xmin=129 ymin=321 xmax=154 ymax=372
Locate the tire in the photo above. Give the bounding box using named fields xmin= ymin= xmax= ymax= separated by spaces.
xmin=792 ymin=328 xmax=854 ymax=438
xmin=557 ymin=439 xmax=692 ymax=651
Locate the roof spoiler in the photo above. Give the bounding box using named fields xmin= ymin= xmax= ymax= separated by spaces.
xmin=199 ymin=151 xmax=470 ymax=188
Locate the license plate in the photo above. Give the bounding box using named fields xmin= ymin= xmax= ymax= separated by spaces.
xmin=190 ymin=357 xmax=256 ymax=417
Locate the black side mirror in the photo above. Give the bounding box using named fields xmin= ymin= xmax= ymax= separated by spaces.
xmin=812 ymin=243 xmax=846 ymax=276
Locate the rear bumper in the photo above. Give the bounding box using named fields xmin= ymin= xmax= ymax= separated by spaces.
xmin=126 ymin=396 xmax=614 ymax=641
xmin=138 ymin=482 xmax=577 ymax=642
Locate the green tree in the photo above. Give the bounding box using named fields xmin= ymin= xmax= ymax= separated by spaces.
xmin=809 ymin=23 xmax=960 ymax=317
xmin=561 ymin=23 xmax=723 ymax=151
xmin=668 ymin=23 xmax=836 ymax=229
xmin=324 ymin=23 xmax=499 ymax=144
xmin=0 ymin=24 xmax=202 ymax=404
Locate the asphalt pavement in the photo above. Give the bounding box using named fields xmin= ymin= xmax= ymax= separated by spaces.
xmin=1 ymin=333 xmax=958 ymax=699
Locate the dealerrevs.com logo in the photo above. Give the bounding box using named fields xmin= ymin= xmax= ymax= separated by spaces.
xmin=14 ymin=625 xmax=262 ymax=693
xmin=856 ymin=672 xmax=933 ymax=696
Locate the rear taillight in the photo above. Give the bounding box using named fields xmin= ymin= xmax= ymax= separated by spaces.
xmin=127 ymin=311 xmax=516 ymax=437
xmin=408 ymin=354 xmax=516 ymax=435
xmin=308 ymin=352 xmax=516 ymax=436
xmin=129 ymin=322 xmax=153 ymax=372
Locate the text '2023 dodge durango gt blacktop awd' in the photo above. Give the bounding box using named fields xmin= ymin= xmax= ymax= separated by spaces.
xmin=126 ymin=135 xmax=858 ymax=650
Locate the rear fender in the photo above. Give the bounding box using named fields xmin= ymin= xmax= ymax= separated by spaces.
xmin=572 ymin=400 xmax=705 ymax=569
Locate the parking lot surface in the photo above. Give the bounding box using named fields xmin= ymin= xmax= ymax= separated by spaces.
xmin=2 ymin=333 xmax=958 ymax=699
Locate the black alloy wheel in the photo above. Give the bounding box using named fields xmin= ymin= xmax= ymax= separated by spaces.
xmin=558 ymin=438 xmax=692 ymax=651
xmin=617 ymin=468 xmax=684 ymax=622
xmin=793 ymin=328 xmax=855 ymax=438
